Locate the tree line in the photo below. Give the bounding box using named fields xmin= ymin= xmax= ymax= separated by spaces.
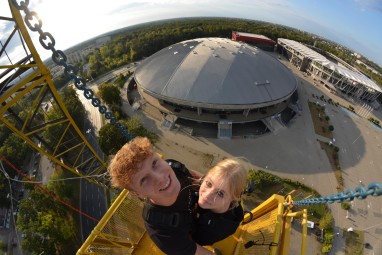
xmin=82 ymin=17 xmax=316 ymax=79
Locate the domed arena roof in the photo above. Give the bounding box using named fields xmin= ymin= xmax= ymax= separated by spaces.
xmin=134 ymin=38 xmax=297 ymax=106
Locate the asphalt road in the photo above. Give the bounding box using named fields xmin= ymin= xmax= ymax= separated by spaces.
xmin=80 ymin=179 xmax=107 ymax=241
xmin=76 ymin=64 xmax=136 ymax=241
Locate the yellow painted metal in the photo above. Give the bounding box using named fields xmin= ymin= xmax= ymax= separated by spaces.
xmin=301 ymin=209 xmax=308 ymax=255
xmin=0 ymin=1 xmax=108 ymax=186
xmin=279 ymin=195 xmax=293 ymax=255
xmin=77 ymin=191 xmax=310 ymax=255
xmin=77 ymin=190 xmax=147 ymax=255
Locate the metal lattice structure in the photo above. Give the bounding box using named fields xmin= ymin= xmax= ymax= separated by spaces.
xmin=0 ymin=0 xmax=107 ymax=186
xmin=77 ymin=193 xmax=306 ymax=255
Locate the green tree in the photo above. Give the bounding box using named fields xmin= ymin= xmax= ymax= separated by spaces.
xmin=98 ymin=123 xmax=129 ymax=155
xmin=0 ymin=174 xmax=10 ymax=207
xmin=319 ymin=211 xmax=333 ymax=231
xmin=53 ymin=73 xmax=72 ymax=89
xmin=0 ymin=123 xmax=11 ymax=145
xmin=17 ymin=187 xmax=76 ymax=254
xmin=98 ymin=83 xmax=121 ymax=106
xmin=0 ymin=239 xmax=4 ymax=254
xmin=126 ymin=115 xmax=158 ymax=143
xmin=44 ymin=86 xmax=85 ymax=145
xmin=100 ymin=45 xmax=110 ymax=59
xmin=0 ymin=133 xmax=29 ymax=174
xmin=341 ymin=202 xmax=351 ymax=210
xmin=130 ymin=46 xmax=137 ymax=62
xmin=247 ymin=169 xmax=282 ymax=189
xmin=61 ymin=86 xmax=86 ymax=130
xmin=115 ymin=73 xmax=126 ymax=88
xmin=47 ymin=169 xmax=76 ymax=202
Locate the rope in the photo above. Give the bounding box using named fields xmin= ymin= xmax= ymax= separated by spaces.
xmin=287 ymin=182 xmax=382 ymax=206
xmin=11 ymin=0 xmax=133 ymax=141
xmin=0 ymin=152 xmax=100 ymax=222
xmin=0 ymin=152 xmax=143 ymax=238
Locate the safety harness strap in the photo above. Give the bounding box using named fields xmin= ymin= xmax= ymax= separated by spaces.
xmin=143 ymin=207 xmax=193 ymax=228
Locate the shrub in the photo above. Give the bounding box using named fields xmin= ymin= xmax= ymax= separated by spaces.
xmin=322 ymin=244 xmax=332 ymax=253
xmin=324 ymin=232 xmax=334 ymax=244
xmin=334 ymin=146 xmax=339 ymax=152
xmin=338 ymin=176 xmax=343 ymax=185
xmin=247 ymin=169 xmax=282 ymax=189
xmin=325 ymin=115 xmax=330 ymax=121
xmin=319 ymin=212 xmax=333 ymax=231
xmin=341 ymin=202 xmax=351 ymax=210
xmin=329 ymin=125 xmax=334 ymax=131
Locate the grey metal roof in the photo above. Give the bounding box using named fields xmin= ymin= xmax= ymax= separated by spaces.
xmin=135 ymin=38 xmax=297 ymax=106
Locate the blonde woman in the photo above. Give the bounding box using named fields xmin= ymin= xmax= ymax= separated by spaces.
xmin=193 ymin=158 xmax=247 ymax=246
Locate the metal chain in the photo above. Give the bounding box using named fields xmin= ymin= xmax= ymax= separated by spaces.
xmin=291 ymin=182 xmax=382 ymax=206
xmin=11 ymin=0 xmax=133 ymax=141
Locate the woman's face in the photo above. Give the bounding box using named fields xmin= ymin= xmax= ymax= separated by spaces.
xmin=198 ymin=173 xmax=233 ymax=213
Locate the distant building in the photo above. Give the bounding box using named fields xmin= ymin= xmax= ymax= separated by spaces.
xmin=65 ymin=36 xmax=111 ymax=65
xmin=134 ymin=38 xmax=298 ymax=139
xmin=277 ymin=38 xmax=382 ymax=106
xmin=232 ymin=31 xmax=276 ymax=51
xmin=356 ymin=60 xmax=380 ymax=75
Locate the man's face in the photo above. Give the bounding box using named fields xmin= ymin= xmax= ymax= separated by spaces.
xmin=198 ymin=173 xmax=233 ymax=213
xmin=130 ymin=153 xmax=181 ymax=206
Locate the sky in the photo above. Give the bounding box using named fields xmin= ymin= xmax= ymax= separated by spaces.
xmin=1 ymin=0 xmax=382 ymax=67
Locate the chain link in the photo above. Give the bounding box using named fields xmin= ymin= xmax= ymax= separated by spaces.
xmin=11 ymin=0 xmax=133 ymax=141
xmin=291 ymin=182 xmax=382 ymax=206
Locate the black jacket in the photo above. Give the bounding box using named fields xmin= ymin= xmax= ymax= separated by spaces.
xmin=142 ymin=160 xmax=198 ymax=255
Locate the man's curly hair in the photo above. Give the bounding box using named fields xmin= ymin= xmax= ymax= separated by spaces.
xmin=109 ymin=137 xmax=153 ymax=189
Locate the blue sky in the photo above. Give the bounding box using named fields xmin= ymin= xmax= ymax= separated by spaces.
xmin=1 ymin=0 xmax=382 ymax=66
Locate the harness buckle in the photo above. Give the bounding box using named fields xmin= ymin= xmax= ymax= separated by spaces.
xmin=169 ymin=212 xmax=180 ymax=227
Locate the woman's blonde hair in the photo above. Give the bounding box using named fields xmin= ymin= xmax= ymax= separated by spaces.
xmin=206 ymin=158 xmax=247 ymax=208
xmin=109 ymin=137 xmax=153 ymax=189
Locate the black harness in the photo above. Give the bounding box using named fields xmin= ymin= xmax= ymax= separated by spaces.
xmin=143 ymin=209 xmax=194 ymax=228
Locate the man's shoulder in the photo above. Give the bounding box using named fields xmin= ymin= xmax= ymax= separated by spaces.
xmin=166 ymin=159 xmax=189 ymax=176
xmin=166 ymin=159 xmax=184 ymax=170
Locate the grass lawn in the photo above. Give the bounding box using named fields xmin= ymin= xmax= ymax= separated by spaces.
xmin=308 ymin=101 xmax=333 ymax=139
xmin=308 ymin=100 xmax=343 ymax=190
xmin=344 ymin=229 xmax=364 ymax=255
xmin=319 ymin=141 xmax=343 ymax=191
xmin=243 ymin=179 xmax=327 ymax=223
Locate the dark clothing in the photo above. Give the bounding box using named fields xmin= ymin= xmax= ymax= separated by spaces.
xmin=142 ymin=160 xmax=198 ymax=255
xmin=192 ymin=204 xmax=244 ymax=246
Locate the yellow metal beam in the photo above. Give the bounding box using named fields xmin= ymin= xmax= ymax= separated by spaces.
xmin=77 ymin=190 xmax=131 ymax=255
xmin=1 ymin=1 xmax=108 ymax=188
xmin=301 ymin=209 xmax=308 ymax=255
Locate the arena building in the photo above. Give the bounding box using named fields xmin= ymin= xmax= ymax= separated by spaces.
xmin=232 ymin=31 xmax=276 ymax=51
xmin=277 ymin=38 xmax=382 ymax=107
xmin=133 ymin=37 xmax=298 ymax=139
